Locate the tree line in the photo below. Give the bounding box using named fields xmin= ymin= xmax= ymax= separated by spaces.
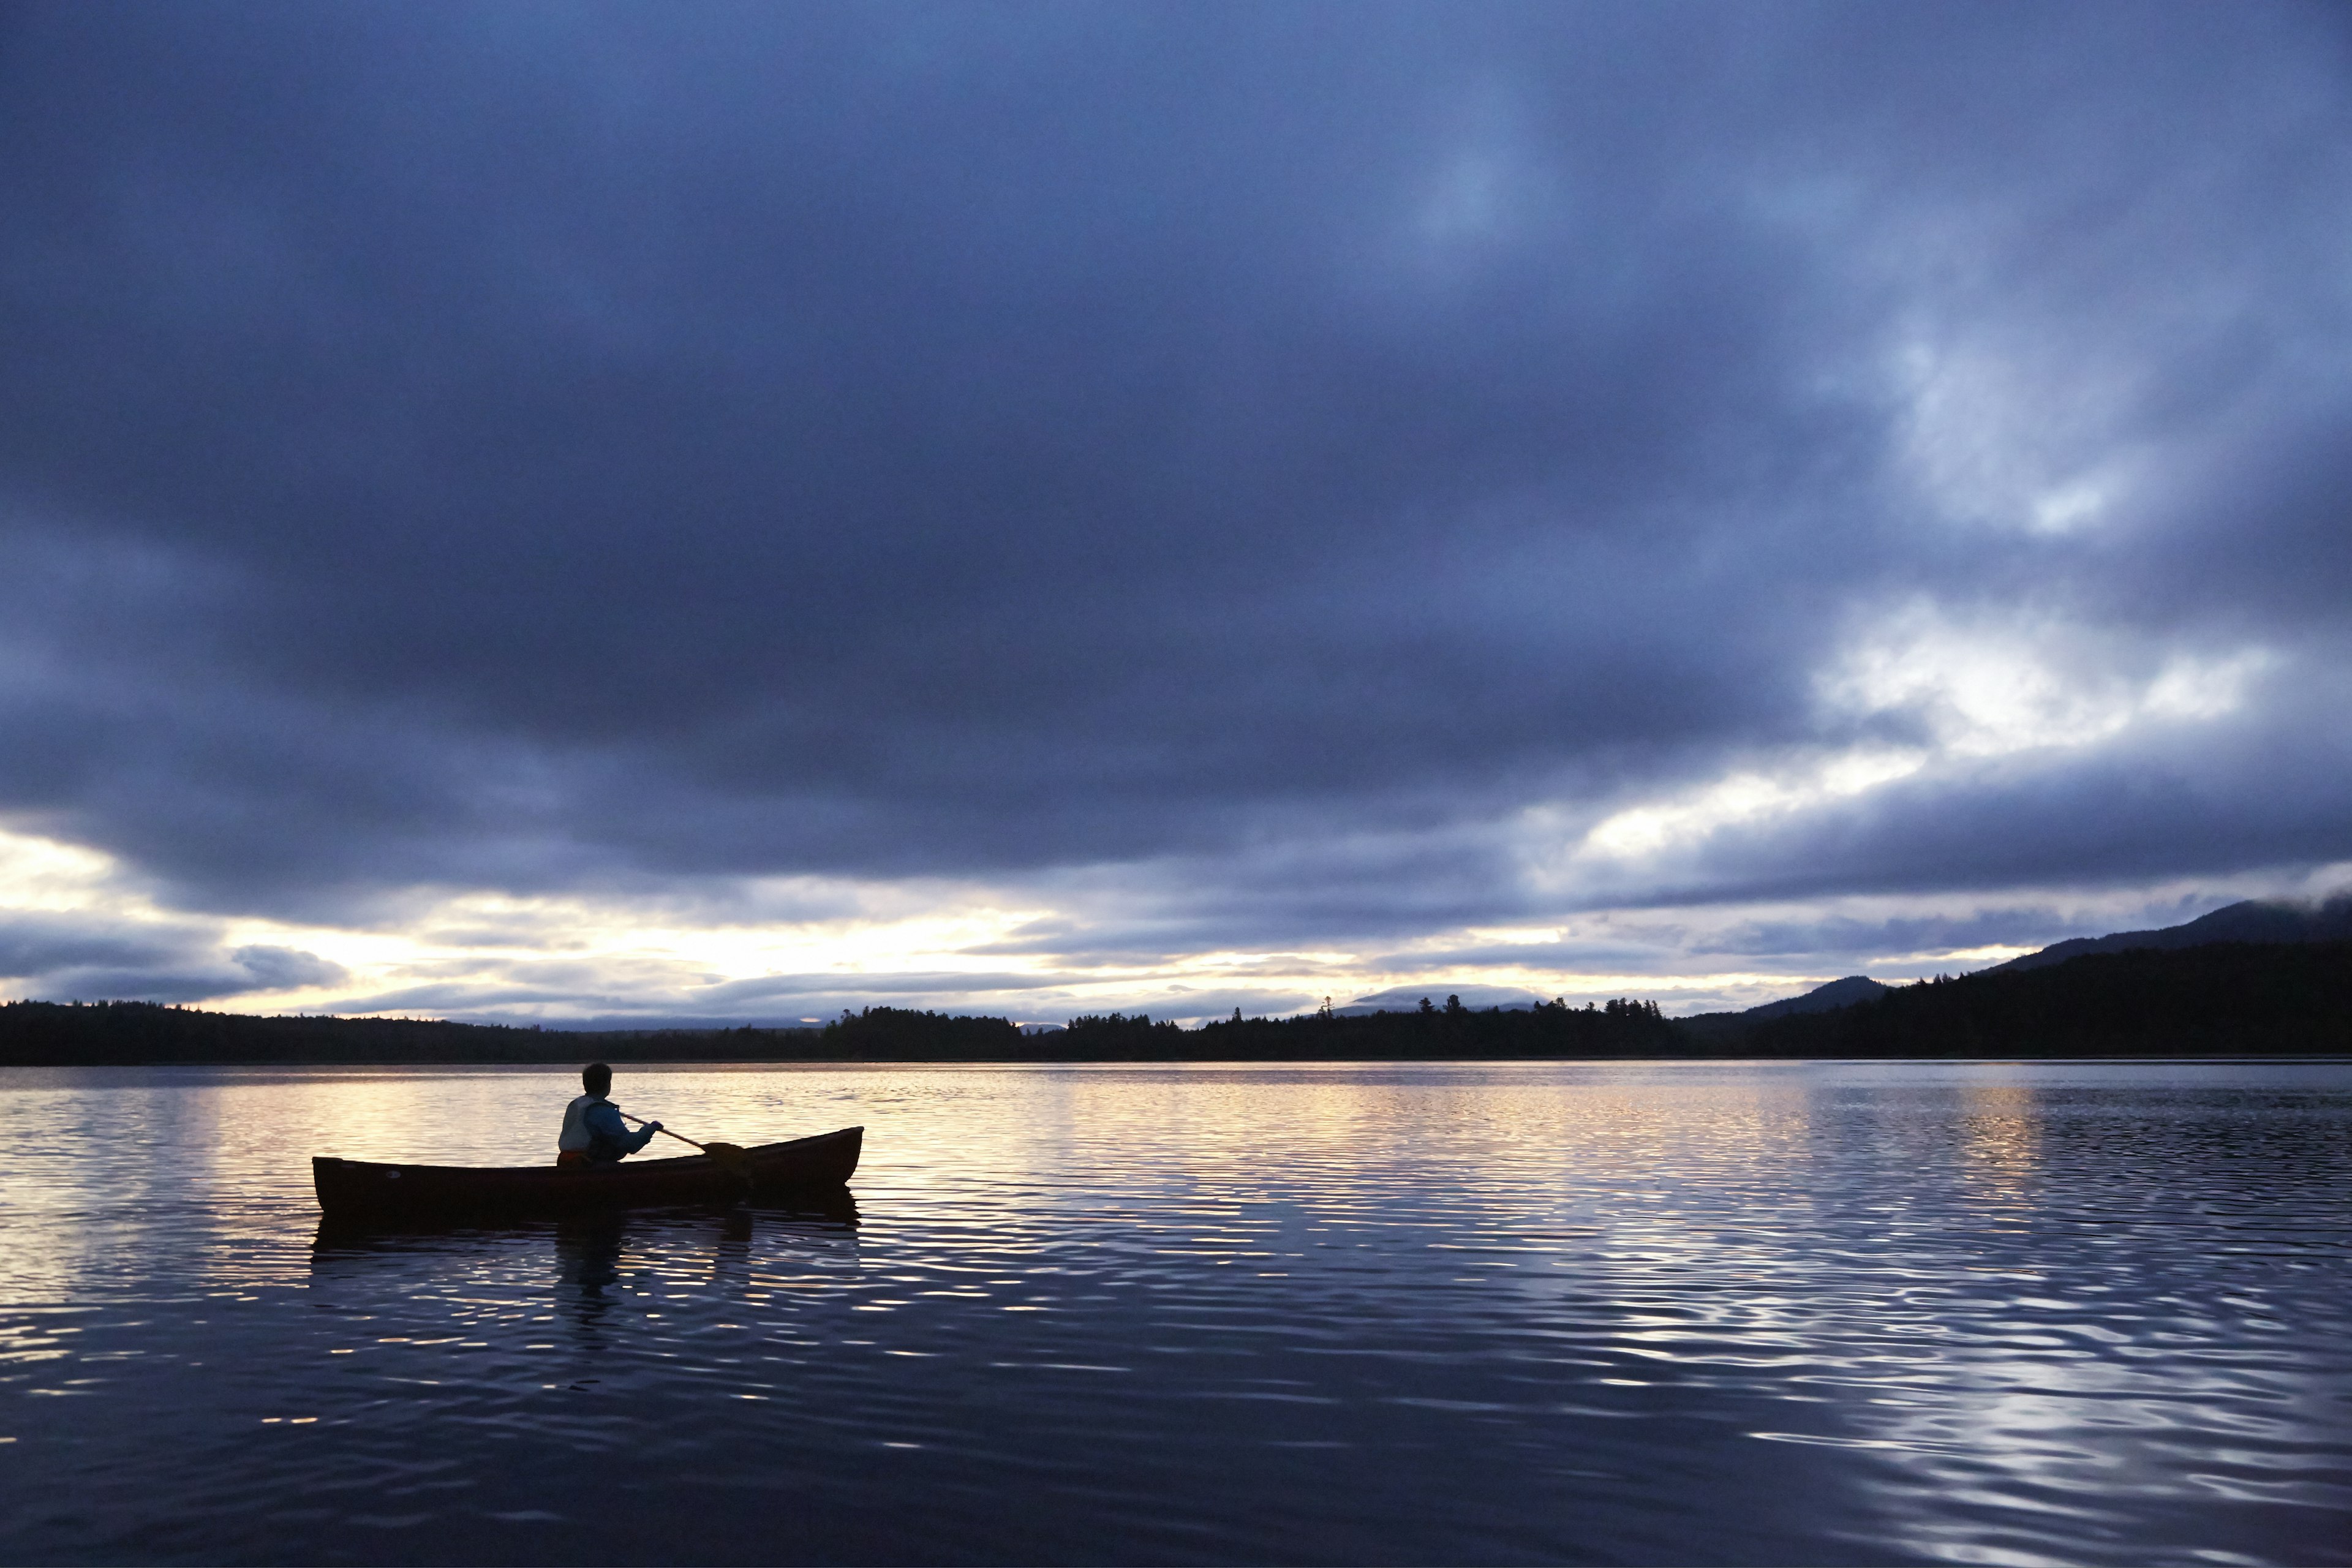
xmin=812 ymin=994 xmax=1681 ymax=1062
xmin=3 ymin=940 xmax=2345 ymax=1065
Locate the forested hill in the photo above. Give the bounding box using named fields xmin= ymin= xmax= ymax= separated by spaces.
xmin=1984 ymin=894 xmax=2352 ymax=973
xmin=1733 ymin=939 xmax=2352 ymax=1057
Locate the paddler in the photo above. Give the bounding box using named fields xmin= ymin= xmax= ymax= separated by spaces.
xmin=557 ymin=1061 xmax=662 ymax=1167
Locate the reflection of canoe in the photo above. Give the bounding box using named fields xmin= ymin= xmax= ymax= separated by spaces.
xmin=312 ymin=1126 xmax=862 ymax=1219
xmin=310 ymin=1189 xmax=859 ymax=1256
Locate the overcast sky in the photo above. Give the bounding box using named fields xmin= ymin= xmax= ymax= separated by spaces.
xmin=3 ymin=1 xmax=2348 ymax=1026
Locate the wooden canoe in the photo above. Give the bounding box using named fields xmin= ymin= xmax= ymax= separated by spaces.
xmin=312 ymin=1125 xmax=862 ymax=1219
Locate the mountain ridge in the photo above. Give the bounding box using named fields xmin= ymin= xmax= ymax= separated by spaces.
xmin=1741 ymin=974 xmax=1892 ymax=1019
xmin=1983 ymin=894 xmax=2352 ymax=973
xmin=1703 ymin=892 xmax=2352 ymax=1027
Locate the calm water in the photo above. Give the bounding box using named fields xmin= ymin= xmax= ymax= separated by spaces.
xmin=0 ymin=1060 xmax=2346 ymax=1566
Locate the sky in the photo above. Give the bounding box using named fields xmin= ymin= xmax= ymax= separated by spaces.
xmin=2 ymin=1 xmax=2350 ymax=1028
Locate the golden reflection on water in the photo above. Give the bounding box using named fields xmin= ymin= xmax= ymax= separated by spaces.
xmin=1959 ymin=1079 xmax=2042 ymax=1213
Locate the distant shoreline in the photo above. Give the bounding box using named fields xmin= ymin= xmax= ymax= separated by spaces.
xmin=5 ymin=938 xmax=2349 ymax=1066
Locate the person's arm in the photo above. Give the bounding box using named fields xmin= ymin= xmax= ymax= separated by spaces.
xmin=584 ymin=1099 xmax=660 ymax=1156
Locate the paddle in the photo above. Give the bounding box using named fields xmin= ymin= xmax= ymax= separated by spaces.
xmin=618 ymin=1110 xmax=755 ymax=1183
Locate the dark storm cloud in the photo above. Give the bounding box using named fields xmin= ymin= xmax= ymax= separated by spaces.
xmin=0 ymin=911 xmax=344 ymax=1003
xmin=2 ymin=0 xmax=2348 ymax=951
xmin=0 ymin=917 xmax=190 ymax=986
xmin=230 ymin=944 xmax=349 ymax=990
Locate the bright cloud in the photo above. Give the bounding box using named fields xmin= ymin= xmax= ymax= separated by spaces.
xmin=1825 ymin=604 xmax=2269 ymax=753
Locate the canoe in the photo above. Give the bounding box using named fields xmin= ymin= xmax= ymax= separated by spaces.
xmin=312 ymin=1125 xmax=862 ymax=1220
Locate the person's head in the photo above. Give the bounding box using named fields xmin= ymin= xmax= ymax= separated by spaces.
xmin=582 ymin=1061 xmax=612 ymax=1098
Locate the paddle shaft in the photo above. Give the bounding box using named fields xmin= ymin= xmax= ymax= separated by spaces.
xmin=617 ymin=1110 xmax=710 ymax=1153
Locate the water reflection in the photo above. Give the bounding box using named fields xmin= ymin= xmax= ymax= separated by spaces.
xmin=555 ymin=1214 xmax=631 ymax=1340
xmin=1959 ymin=1080 xmax=2040 ymax=1213
xmin=2 ymin=1061 xmax=2346 ymax=1566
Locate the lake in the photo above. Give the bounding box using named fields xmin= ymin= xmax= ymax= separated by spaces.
xmin=0 ymin=1059 xmax=2345 ymax=1565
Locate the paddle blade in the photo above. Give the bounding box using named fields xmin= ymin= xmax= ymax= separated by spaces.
xmin=703 ymin=1141 xmax=753 ymax=1182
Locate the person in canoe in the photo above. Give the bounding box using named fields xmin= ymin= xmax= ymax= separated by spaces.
xmin=557 ymin=1062 xmax=662 ymax=1167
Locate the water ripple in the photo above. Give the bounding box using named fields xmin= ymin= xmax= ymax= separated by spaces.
xmin=0 ymin=1060 xmax=2345 ymax=1564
